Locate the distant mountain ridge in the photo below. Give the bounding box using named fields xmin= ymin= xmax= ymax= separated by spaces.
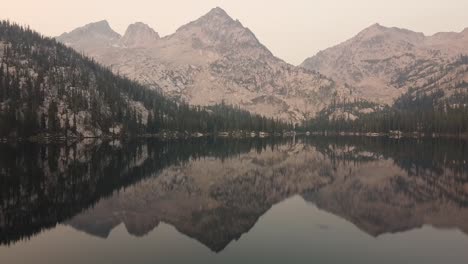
xmin=57 ymin=7 xmax=353 ymax=121
xmin=58 ymin=11 xmax=468 ymax=123
xmin=0 ymin=20 xmax=290 ymax=139
xmin=301 ymin=23 xmax=468 ymax=105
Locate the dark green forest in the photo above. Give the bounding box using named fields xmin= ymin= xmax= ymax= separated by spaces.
xmin=301 ymin=88 xmax=468 ymax=135
xmin=0 ymin=21 xmax=292 ymax=139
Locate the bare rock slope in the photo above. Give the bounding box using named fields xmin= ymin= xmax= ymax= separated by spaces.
xmin=301 ymin=23 xmax=468 ymax=104
xmin=57 ymin=7 xmax=352 ymax=121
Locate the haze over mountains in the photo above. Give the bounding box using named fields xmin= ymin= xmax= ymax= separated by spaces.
xmin=57 ymin=7 xmax=352 ymax=121
xmin=57 ymin=7 xmax=468 ymax=123
xmin=0 ymin=20 xmax=292 ymax=139
xmin=302 ymin=23 xmax=468 ymax=104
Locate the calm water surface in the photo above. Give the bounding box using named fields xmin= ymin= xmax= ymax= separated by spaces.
xmin=0 ymin=137 xmax=467 ymax=263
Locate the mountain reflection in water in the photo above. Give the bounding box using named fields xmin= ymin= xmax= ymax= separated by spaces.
xmin=1 ymin=137 xmax=468 ymax=263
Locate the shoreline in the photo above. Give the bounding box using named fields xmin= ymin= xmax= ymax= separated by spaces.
xmin=1 ymin=130 xmax=468 ymax=144
xmin=0 ymin=130 xmax=296 ymax=144
xmin=305 ymin=131 xmax=468 ymax=140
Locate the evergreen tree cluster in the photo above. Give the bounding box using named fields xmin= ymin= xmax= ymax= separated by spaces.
xmin=0 ymin=21 xmax=291 ymax=138
xmin=302 ymin=89 xmax=468 ymax=135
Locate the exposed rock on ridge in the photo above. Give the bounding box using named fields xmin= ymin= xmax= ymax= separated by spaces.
xmin=56 ymin=7 xmax=353 ymax=121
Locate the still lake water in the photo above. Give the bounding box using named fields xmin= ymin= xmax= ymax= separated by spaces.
xmin=1 ymin=137 xmax=468 ymax=263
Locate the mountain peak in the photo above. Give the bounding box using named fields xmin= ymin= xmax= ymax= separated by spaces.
xmin=79 ymin=20 xmax=119 ymax=37
xmin=358 ymin=23 xmax=388 ymax=36
xmin=369 ymin=23 xmax=384 ymax=29
xmin=175 ymin=7 xmax=236 ymax=33
xmin=121 ymin=22 xmax=160 ymax=47
xmin=356 ymin=23 xmax=424 ymax=43
xmin=174 ymin=6 xmax=267 ymax=52
xmin=86 ymin=20 xmax=110 ymax=28
xmin=192 ymin=7 xmax=235 ymax=26
xmin=124 ymin=22 xmax=158 ymax=34
xmin=205 ymin=7 xmax=231 ymax=19
xmin=57 ymin=20 xmax=121 ymax=44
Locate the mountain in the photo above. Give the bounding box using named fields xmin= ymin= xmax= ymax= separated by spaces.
xmin=120 ymin=22 xmax=160 ymax=48
xmin=0 ymin=20 xmax=290 ymax=139
xmin=301 ymin=23 xmax=468 ymax=105
xmin=57 ymin=20 xmax=121 ymax=52
xmin=56 ymin=7 xmax=353 ymax=121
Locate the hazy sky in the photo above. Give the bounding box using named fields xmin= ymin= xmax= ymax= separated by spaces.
xmin=3 ymin=0 xmax=468 ymax=64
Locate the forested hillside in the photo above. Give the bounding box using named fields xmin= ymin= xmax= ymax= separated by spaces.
xmin=302 ymin=87 xmax=468 ymax=135
xmin=300 ymin=23 xmax=468 ymax=136
xmin=0 ymin=21 xmax=291 ymax=139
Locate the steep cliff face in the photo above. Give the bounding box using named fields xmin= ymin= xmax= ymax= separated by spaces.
xmin=56 ymin=8 xmax=353 ymax=121
xmin=302 ymin=24 xmax=468 ymax=104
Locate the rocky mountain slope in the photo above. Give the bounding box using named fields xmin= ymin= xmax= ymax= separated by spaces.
xmin=301 ymin=24 xmax=468 ymax=105
xmin=0 ymin=20 xmax=291 ymax=139
xmin=57 ymin=7 xmax=353 ymax=121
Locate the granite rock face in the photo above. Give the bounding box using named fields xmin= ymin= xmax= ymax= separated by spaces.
xmin=57 ymin=8 xmax=353 ymax=121
xmin=301 ymin=23 xmax=468 ymax=104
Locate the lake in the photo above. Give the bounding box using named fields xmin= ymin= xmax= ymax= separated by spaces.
xmin=1 ymin=137 xmax=468 ymax=263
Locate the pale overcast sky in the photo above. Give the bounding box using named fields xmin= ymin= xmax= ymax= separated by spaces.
xmin=3 ymin=0 xmax=468 ymax=65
